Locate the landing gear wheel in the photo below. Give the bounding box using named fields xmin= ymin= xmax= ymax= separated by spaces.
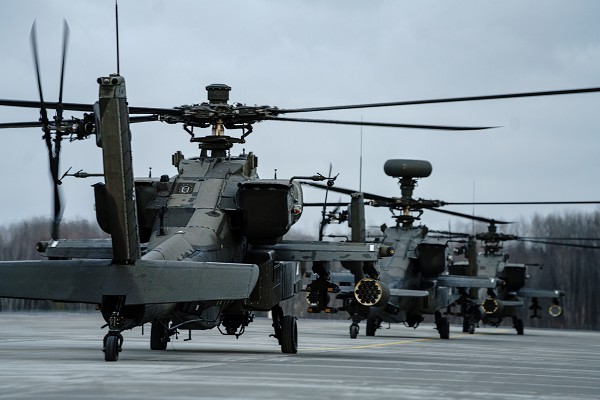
xmin=366 ymin=317 xmax=379 ymax=337
xmin=280 ymin=315 xmax=298 ymax=354
xmin=514 ymin=318 xmax=524 ymax=335
xmin=463 ymin=317 xmax=475 ymax=334
xmin=104 ymin=335 xmax=121 ymax=362
xmin=349 ymin=323 xmax=359 ymax=339
xmin=150 ymin=319 xmax=169 ymax=350
xmin=437 ymin=317 xmax=450 ymax=339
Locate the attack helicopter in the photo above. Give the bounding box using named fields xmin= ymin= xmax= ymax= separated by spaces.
xmin=302 ymin=161 xmax=600 ymax=339
xmin=302 ymin=159 xmax=502 ymax=339
xmin=0 ymin=22 xmax=395 ymax=362
xmin=445 ymin=221 xmax=600 ymax=335
xmin=2 ymin=21 xmax=600 ymax=361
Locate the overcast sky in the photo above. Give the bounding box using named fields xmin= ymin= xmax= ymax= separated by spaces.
xmin=1 ymin=0 xmax=599 ymax=238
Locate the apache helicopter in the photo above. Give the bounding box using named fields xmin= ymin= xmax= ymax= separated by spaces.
xmin=302 ymin=159 xmax=503 ymax=339
xmin=302 ymin=161 xmax=600 ymax=339
xmin=0 ymin=22 xmax=396 ymax=362
xmin=445 ymin=222 xmax=600 ymax=335
xmin=1 ymin=21 xmax=600 ymax=360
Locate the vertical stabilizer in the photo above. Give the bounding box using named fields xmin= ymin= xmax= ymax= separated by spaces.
xmin=96 ymin=74 xmax=140 ymax=264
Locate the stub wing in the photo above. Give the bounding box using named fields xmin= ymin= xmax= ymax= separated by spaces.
xmin=517 ymin=287 xmax=564 ymax=299
xmin=389 ymin=289 xmax=430 ymax=298
xmin=0 ymin=259 xmax=259 ymax=305
xmin=437 ymin=275 xmax=498 ymax=289
xmin=256 ymin=240 xmax=387 ymax=262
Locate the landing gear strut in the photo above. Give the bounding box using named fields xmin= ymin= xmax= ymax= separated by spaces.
xmin=271 ymin=304 xmax=297 ymax=354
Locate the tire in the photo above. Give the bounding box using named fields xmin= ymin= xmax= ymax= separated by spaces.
xmin=349 ymin=324 xmax=359 ymax=339
xmin=281 ymin=315 xmax=298 ymax=354
xmin=104 ymin=335 xmax=120 ymax=362
xmin=515 ymin=318 xmax=524 ymax=335
xmin=150 ymin=319 xmax=169 ymax=350
xmin=366 ymin=318 xmax=378 ymax=337
xmin=438 ymin=317 xmax=450 ymax=339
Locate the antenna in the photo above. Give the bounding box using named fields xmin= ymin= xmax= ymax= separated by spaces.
xmin=359 ymin=116 xmax=363 ymax=192
xmin=471 ymin=180 xmax=476 ymax=234
xmin=115 ymin=1 xmax=120 ymax=74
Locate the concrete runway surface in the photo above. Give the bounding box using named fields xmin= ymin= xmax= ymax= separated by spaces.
xmin=0 ymin=312 xmax=598 ymax=400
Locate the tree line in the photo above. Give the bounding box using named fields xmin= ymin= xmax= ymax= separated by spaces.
xmin=0 ymin=212 xmax=598 ymax=330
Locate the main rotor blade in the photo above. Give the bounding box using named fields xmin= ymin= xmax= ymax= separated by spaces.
xmin=0 ymin=121 xmax=43 ymax=129
xmin=267 ymin=116 xmax=495 ymax=131
xmin=276 ymin=86 xmax=600 ymax=114
xmin=517 ymin=238 xmax=600 ymax=250
xmin=444 ymin=200 xmax=600 ymax=206
xmin=425 ymin=207 xmax=511 ymax=225
xmin=301 ymin=181 xmax=393 ymax=202
xmin=56 ymin=19 xmax=69 ymax=129
xmin=0 ymin=99 xmax=94 ymax=112
xmin=30 ymin=21 xmax=50 ymax=132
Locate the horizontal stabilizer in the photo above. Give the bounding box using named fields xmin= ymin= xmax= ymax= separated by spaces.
xmin=517 ymin=288 xmax=564 ymax=299
xmin=0 ymin=259 xmax=259 ymax=305
xmin=389 ymin=288 xmax=429 ymax=298
xmin=437 ymin=275 xmax=498 ymax=289
xmin=40 ymin=239 xmax=115 ymax=259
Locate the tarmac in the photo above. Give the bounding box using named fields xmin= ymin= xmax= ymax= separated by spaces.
xmin=0 ymin=312 xmax=598 ymax=400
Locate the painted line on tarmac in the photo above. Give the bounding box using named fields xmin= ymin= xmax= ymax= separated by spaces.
xmin=303 ymin=333 xmax=471 ymax=351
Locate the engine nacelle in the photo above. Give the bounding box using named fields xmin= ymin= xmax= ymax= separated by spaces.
xmin=237 ymin=180 xmax=303 ymax=245
xmin=498 ymin=264 xmax=527 ymax=291
xmin=415 ymin=242 xmax=447 ymax=277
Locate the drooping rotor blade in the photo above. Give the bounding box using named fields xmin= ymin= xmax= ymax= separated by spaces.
xmin=301 ymin=181 xmax=394 ymax=203
xmin=517 ymin=238 xmax=600 ymax=250
xmin=267 ymin=116 xmax=496 ymax=131
xmin=30 ymin=21 xmax=50 ymax=135
xmin=276 ymin=86 xmax=600 ymax=114
xmin=443 ymin=200 xmax=600 ymax=206
xmin=518 ymin=236 xmax=600 ymax=241
xmin=303 ymin=202 xmax=348 ymax=207
xmin=31 ymin=20 xmax=63 ymax=240
xmin=0 ymin=99 xmax=94 ymax=112
xmin=57 ymin=20 xmax=69 ymax=116
xmin=424 ymin=206 xmax=511 ymax=225
xmin=0 ymin=121 xmax=43 ymax=129
xmin=130 ymin=115 xmax=160 ymax=123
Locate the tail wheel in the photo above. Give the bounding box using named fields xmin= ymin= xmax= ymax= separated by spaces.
xmin=150 ymin=319 xmax=169 ymax=350
xmin=280 ymin=315 xmax=298 ymax=354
